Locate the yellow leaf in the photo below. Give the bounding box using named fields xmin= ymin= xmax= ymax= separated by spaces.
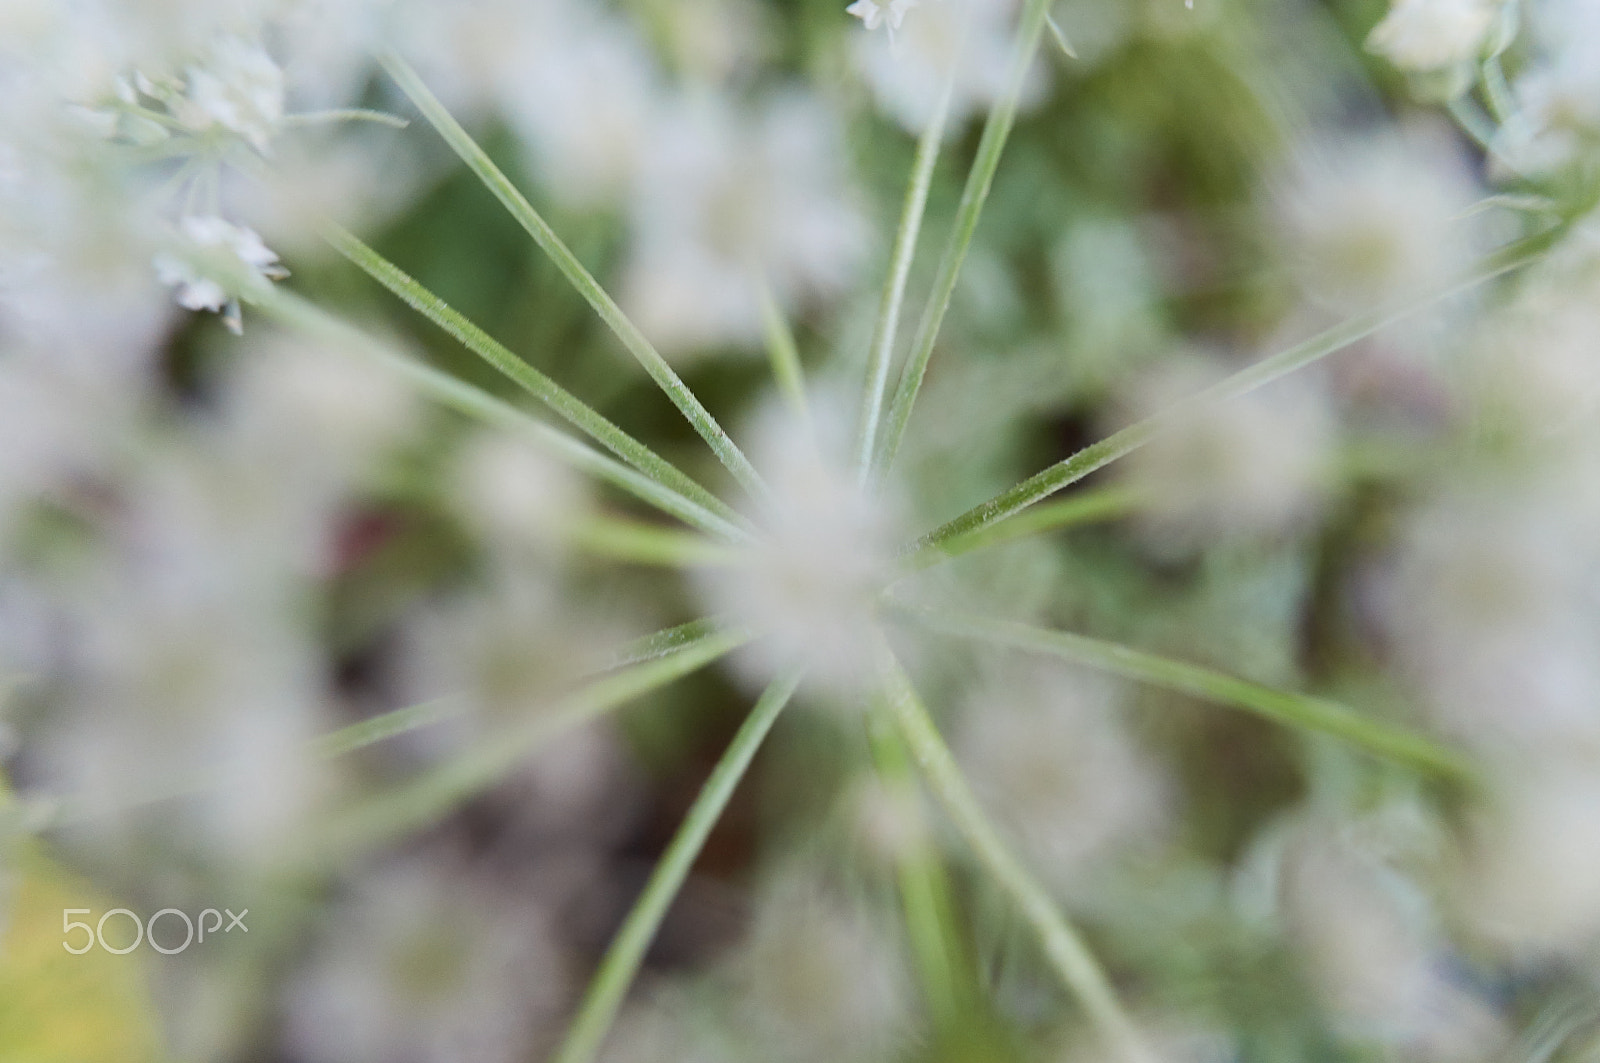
xmin=0 ymin=840 xmax=165 ymax=1063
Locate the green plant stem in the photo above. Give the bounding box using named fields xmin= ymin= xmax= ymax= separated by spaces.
xmin=914 ymin=232 xmax=1554 ymax=551
xmin=282 ymin=108 xmax=409 ymax=128
xmin=309 ymin=628 xmax=753 ymax=864
xmin=898 ymin=605 xmax=1474 ymax=780
xmin=312 ymin=696 xmax=467 ymax=759
xmin=865 ymin=705 xmax=969 ymax=1028
xmin=1044 ymin=12 xmax=1079 ymax=58
xmin=553 ymin=668 xmax=802 ymax=1063
xmin=247 ymin=285 xmax=748 ymax=542
xmin=1447 ymin=95 xmax=1499 ymax=155
xmin=879 ymin=653 xmax=1151 ymax=1063
xmin=857 ymin=79 xmax=954 ymax=479
xmin=872 ymin=0 xmax=1054 ymax=477
xmin=759 ymin=279 xmax=809 ymax=422
xmin=902 ymin=486 xmax=1138 ymax=572
xmin=324 ymin=223 xmax=746 ymax=537
xmin=604 ymin=617 xmax=729 ymax=670
xmin=378 ymin=52 xmax=768 ymax=502
xmin=1481 ymin=55 xmax=1515 ymax=125
xmin=572 ymin=516 xmax=738 ymax=567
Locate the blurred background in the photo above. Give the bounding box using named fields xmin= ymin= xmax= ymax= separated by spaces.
xmin=4 ymin=0 xmax=1600 ymax=1060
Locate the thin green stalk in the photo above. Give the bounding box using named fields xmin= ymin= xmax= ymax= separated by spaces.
xmin=759 ymin=279 xmax=809 ymax=423
xmin=857 ymin=79 xmax=954 ymax=479
xmin=603 ymin=617 xmax=729 ymax=671
xmin=879 ymin=653 xmax=1151 ymax=1063
xmin=247 ymin=285 xmax=748 ymax=542
xmin=898 ymin=605 xmax=1474 ymax=781
xmin=872 ymin=0 xmax=1054 ymax=477
xmin=914 ymin=232 xmax=1554 ymax=551
xmin=865 ymin=704 xmax=969 ymax=1028
xmin=1044 ymin=13 xmax=1079 ymax=59
xmin=1447 ymin=95 xmax=1499 ymax=155
xmin=312 ymin=696 xmax=467 ymax=759
xmin=310 ymin=628 xmax=753 ymax=863
xmin=325 ymin=223 xmax=746 ymax=536
xmin=282 ymin=108 xmax=409 ymax=129
xmin=553 ymin=668 xmax=802 ymax=1063
xmin=902 ymin=486 xmax=1138 ymax=572
xmin=1481 ymin=55 xmax=1515 ymax=125
xmin=573 ymin=516 xmax=738 ymax=567
xmin=379 ymin=52 xmax=768 ymax=502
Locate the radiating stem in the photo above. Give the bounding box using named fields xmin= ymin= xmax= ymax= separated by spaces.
xmin=379 ymin=52 xmax=768 ymax=502
xmin=879 ymin=653 xmax=1152 ymax=1062
xmin=312 ymin=696 xmax=466 ymax=759
xmin=553 ymin=668 xmax=803 ymax=1063
xmin=857 ymin=78 xmax=954 ymax=480
xmin=759 ymin=279 xmax=810 ymax=423
xmin=913 ymin=231 xmax=1554 ymax=551
xmin=902 ymin=486 xmax=1139 ymax=572
xmin=897 ymin=604 xmax=1474 ymax=781
xmin=865 ymin=704 xmax=969 ymax=1028
xmin=309 ymin=628 xmax=753 ymax=863
xmin=247 ymin=285 xmax=748 ymax=542
xmin=873 ymin=0 xmax=1055 ymax=477
xmin=572 ymin=516 xmax=739 ymax=567
xmin=282 ymin=108 xmax=409 ymax=128
xmin=603 ymin=617 xmax=729 ymax=671
xmin=325 ymin=223 xmax=745 ymax=536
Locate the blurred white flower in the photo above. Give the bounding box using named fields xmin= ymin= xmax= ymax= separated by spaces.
xmin=285 ymin=855 xmax=566 ymax=1063
xmin=1492 ymin=16 xmax=1600 ymax=177
xmin=854 ymin=0 xmax=1045 ymax=134
xmin=1121 ymin=357 xmax=1336 ymax=546
xmin=1056 ymin=1019 xmax=1234 ymax=1063
xmin=601 ymin=987 xmax=742 ymax=1063
xmin=1276 ymin=817 xmax=1506 ymax=1059
xmin=227 ymin=335 xmax=417 ymax=496
xmin=1467 ymin=763 xmax=1600 ymax=957
xmin=1366 ymin=0 xmax=1497 ymax=75
xmin=174 ymin=35 xmax=285 ymax=153
xmin=622 ymin=94 xmax=866 ymax=356
xmin=693 ymin=394 xmax=899 ymax=699
xmin=497 ymin=6 xmax=658 ymax=207
xmin=451 ymin=428 xmax=590 ymax=553
xmin=956 ymin=663 xmax=1169 ymax=890
xmin=1379 ymin=482 xmax=1600 ymax=754
xmin=729 ymin=871 xmax=914 ymax=1062
xmin=1275 ymin=130 xmax=1479 ymax=315
xmin=848 ymin=0 xmax=919 ymax=34
xmin=154 ymin=215 xmax=287 ymax=332
xmin=392 ymin=566 xmax=606 ymax=751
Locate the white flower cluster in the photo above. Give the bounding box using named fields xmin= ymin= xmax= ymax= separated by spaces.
xmin=1366 ymin=0 xmax=1500 ymax=78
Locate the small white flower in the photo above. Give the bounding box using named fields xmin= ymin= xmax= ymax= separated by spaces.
xmin=1120 ymin=357 xmax=1335 ymax=546
xmin=731 ymin=871 xmax=914 ymax=1063
xmin=622 ymin=94 xmax=865 ymax=357
xmin=175 ymin=35 xmax=285 ymax=154
xmin=855 ymin=0 xmax=1045 ymax=134
xmin=847 ymin=0 xmax=919 ymax=33
xmin=153 ymin=215 xmax=288 ymax=333
xmin=957 ymin=664 xmax=1169 ymax=889
xmin=1276 ymin=132 xmax=1480 ymax=313
xmin=692 ymin=394 xmax=899 ymax=700
xmin=1366 ymin=0 xmax=1497 ymax=74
